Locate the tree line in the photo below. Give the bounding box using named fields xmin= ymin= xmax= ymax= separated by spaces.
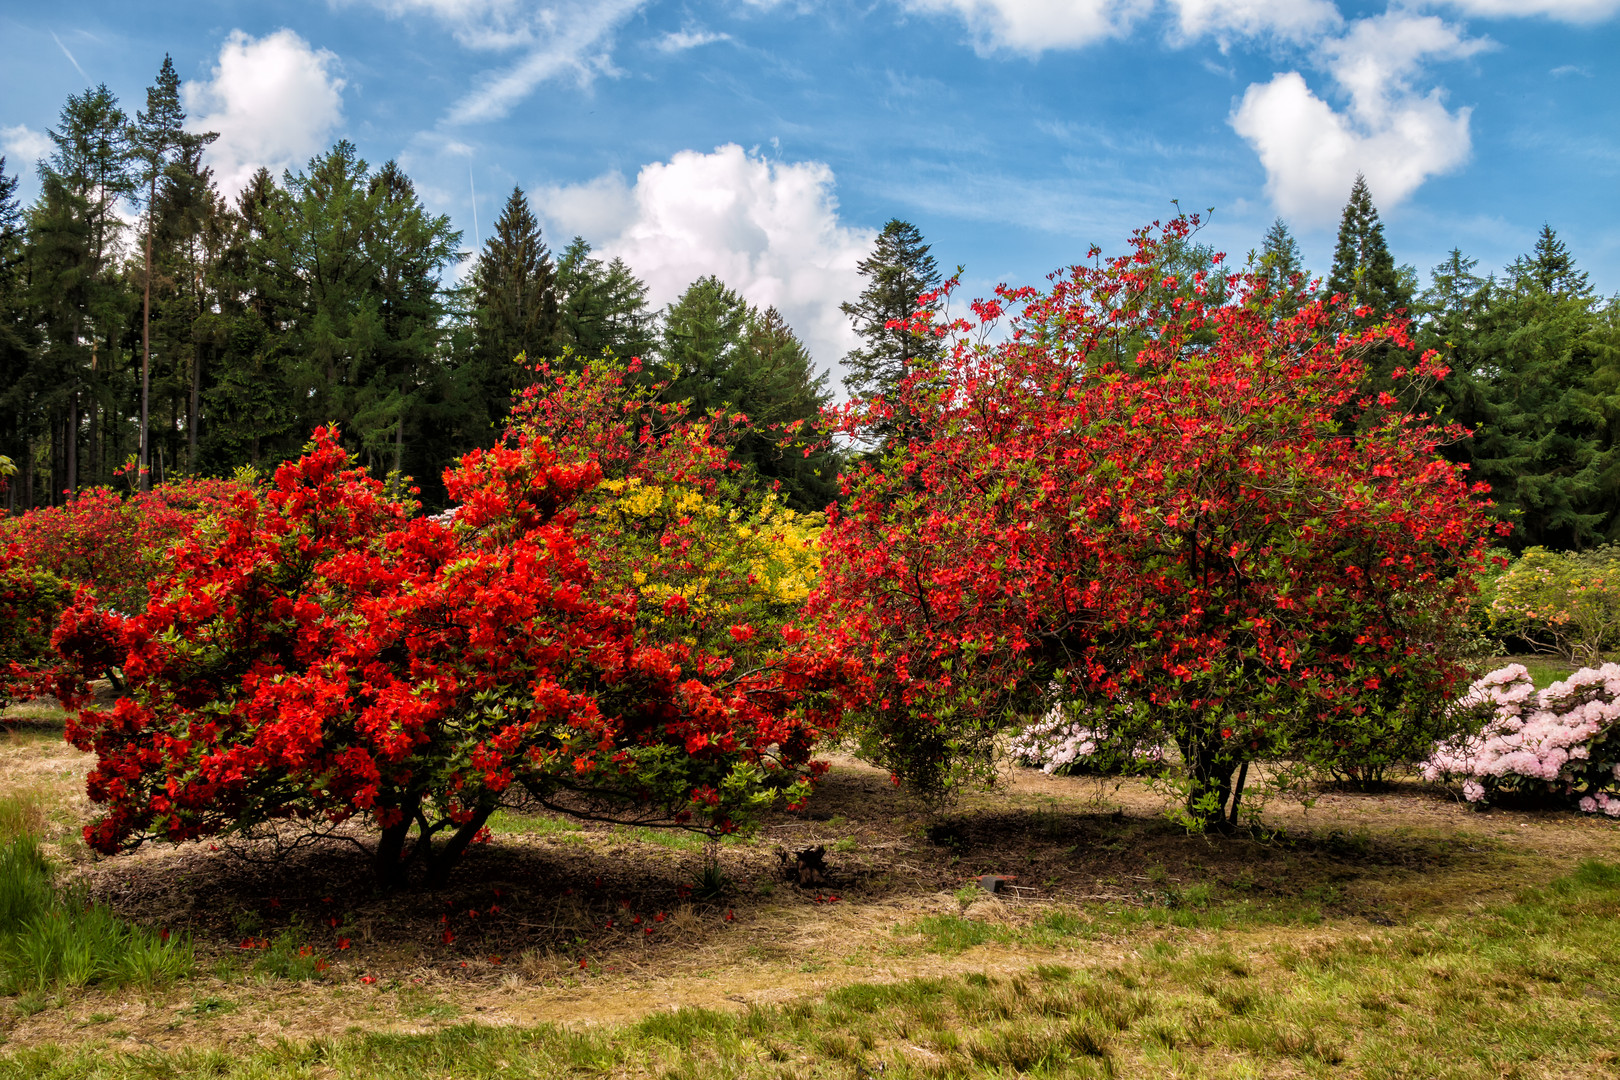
xmin=0 ymin=61 xmax=853 ymax=513
xmin=2 ymin=61 xmax=1617 ymax=546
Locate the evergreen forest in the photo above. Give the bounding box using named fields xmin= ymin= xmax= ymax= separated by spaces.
xmin=3 ymin=65 xmax=1619 ymax=549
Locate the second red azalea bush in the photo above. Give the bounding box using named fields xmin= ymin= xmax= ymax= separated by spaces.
xmin=810 ymin=216 xmax=1504 ymax=826
xmin=58 ymin=363 xmax=852 ymax=886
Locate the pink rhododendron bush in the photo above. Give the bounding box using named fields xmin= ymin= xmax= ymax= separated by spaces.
xmin=1423 ymin=664 xmax=1620 ymax=815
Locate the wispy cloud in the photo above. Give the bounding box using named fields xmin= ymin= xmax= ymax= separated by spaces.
xmin=350 ymin=0 xmax=648 ymax=124
xmin=655 ymin=28 xmax=732 ymax=53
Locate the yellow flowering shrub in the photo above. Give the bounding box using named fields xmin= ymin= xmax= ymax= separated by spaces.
xmin=590 ymin=477 xmax=822 ymax=641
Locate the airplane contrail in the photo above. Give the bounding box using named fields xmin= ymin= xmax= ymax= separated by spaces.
xmin=51 ymin=31 xmax=90 ymax=82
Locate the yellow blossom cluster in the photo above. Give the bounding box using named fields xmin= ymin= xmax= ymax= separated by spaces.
xmin=589 ymin=477 xmax=822 ymax=637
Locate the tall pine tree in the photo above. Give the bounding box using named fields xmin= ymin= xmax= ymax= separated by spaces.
xmin=1467 ymin=228 xmax=1616 ymax=548
xmin=553 ymin=237 xmax=654 ymax=362
xmin=0 ymin=157 xmax=32 ymax=510
xmin=133 ymin=56 xmax=216 ymax=488
xmin=1251 ymin=218 xmax=1308 ymax=315
xmin=659 ymin=278 xmax=837 ymax=508
xmin=31 ymin=85 xmax=136 ymax=499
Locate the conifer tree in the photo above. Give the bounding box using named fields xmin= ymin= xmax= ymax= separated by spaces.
xmin=1252 ymin=218 xmax=1308 ymax=315
xmin=660 ymin=275 xmax=753 ymax=415
xmin=1512 ymin=225 xmax=1590 ymax=297
xmin=133 ymin=57 xmax=215 ymax=488
xmin=32 ymin=85 xmax=136 ymax=498
xmin=470 ymin=186 xmax=557 ymax=396
xmin=1459 ymin=228 xmax=1616 ymax=548
xmin=1326 ymin=174 xmax=1410 ymax=317
xmin=0 ymin=157 xmax=32 ymax=509
xmin=660 ymin=278 xmax=837 ymax=508
xmin=553 ymin=238 xmax=655 ymax=362
xmin=840 ymin=219 xmax=943 ymax=402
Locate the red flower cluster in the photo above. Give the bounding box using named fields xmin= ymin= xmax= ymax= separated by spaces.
xmin=60 ymin=358 xmax=853 ymax=886
xmin=812 ymin=216 xmax=1501 ymax=823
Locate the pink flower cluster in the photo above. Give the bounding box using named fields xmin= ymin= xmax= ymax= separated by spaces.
xmin=1423 ymin=663 xmax=1620 ymax=815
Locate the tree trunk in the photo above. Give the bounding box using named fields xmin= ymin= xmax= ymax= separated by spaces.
xmin=50 ymin=415 xmax=61 ymax=506
xmin=1227 ymin=760 xmax=1250 ymax=828
xmin=373 ymin=815 xmax=415 ymax=889
xmin=422 ymin=806 xmax=494 ymax=889
xmin=66 ymin=396 xmax=78 ymax=496
xmin=393 ymin=408 xmax=404 ymax=476
xmin=1178 ymin=731 xmax=1239 ymax=832
xmin=140 ymin=181 xmax=154 ymax=492
xmin=189 ymin=346 xmax=201 ymax=469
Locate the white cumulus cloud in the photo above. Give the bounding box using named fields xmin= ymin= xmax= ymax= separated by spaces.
xmin=1 ymin=124 xmax=53 ymax=169
xmin=350 ymin=0 xmax=647 ymax=123
xmin=538 ymin=145 xmax=876 ymax=378
xmin=1230 ymin=12 xmax=1485 ymax=223
xmin=184 ymin=30 xmax=347 ymax=196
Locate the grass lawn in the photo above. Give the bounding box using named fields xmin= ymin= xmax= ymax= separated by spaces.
xmin=1 ymin=696 xmax=1617 ymax=1078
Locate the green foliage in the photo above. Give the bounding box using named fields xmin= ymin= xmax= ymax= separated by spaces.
xmin=0 ymin=562 xmax=71 ymax=708
xmin=1248 ymin=217 xmax=1309 ymax=318
xmin=1418 ymin=228 xmax=1620 ymax=550
xmin=467 ymin=186 xmax=558 ymax=421
xmin=658 ymin=277 xmax=837 ymax=509
xmin=553 ymin=237 xmax=656 ymax=363
xmin=1490 ymin=545 xmax=1620 ymax=664
xmin=1326 ymin=174 xmax=1410 ymax=319
xmin=839 ymin=218 xmax=944 ymax=427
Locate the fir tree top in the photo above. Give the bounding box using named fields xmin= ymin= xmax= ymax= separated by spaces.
xmin=1327 ymin=174 xmax=1409 ymax=317
xmin=1511 ymin=224 xmax=1590 ymax=297
xmin=840 ymin=218 xmax=943 ymax=400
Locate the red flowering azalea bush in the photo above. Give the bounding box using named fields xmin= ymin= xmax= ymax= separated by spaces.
xmin=810 ymin=216 xmax=1502 ymax=826
xmin=0 ymin=478 xmax=246 ymax=614
xmin=60 ymin=365 xmax=850 ymax=887
xmin=0 ymin=546 xmax=72 ymax=710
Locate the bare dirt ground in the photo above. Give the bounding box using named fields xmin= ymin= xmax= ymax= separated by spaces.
xmin=3 ymin=701 xmax=1617 ymax=1057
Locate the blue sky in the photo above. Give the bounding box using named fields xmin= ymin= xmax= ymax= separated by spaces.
xmin=2 ymin=0 xmax=1618 ymax=373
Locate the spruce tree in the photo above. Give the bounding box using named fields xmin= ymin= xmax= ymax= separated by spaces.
xmin=1252 ymin=218 xmax=1307 ymax=315
xmin=471 ymin=186 xmax=557 ymax=382
xmin=33 ymin=85 xmax=136 ymax=498
xmin=1326 ymin=174 xmax=1410 ymax=317
xmin=1469 ymin=228 xmax=1616 ymax=548
xmin=840 ymin=219 xmax=943 ymax=402
xmin=553 ymin=238 xmax=654 ymax=362
xmin=659 ymin=279 xmax=837 ymax=508
xmin=659 ymin=275 xmax=752 ymax=416
xmin=0 ymin=157 xmax=32 ymax=509
xmin=736 ymin=307 xmax=838 ymax=509
xmin=1512 ymin=224 xmax=1590 ymax=298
